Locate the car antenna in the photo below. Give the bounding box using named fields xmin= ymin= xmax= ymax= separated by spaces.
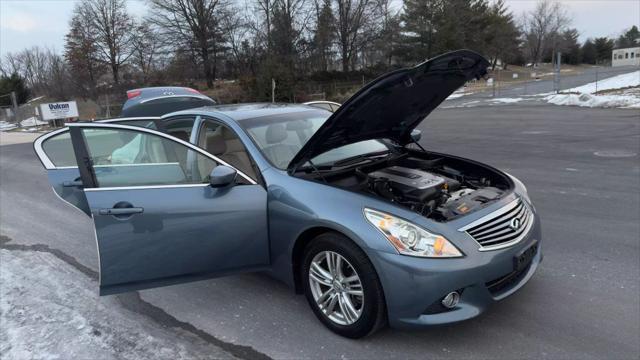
xmin=308 ymin=159 xmax=328 ymax=183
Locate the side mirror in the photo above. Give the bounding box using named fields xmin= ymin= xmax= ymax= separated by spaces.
xmin=410 ymin=129 xmax=422 ymax=142
xmin=209 ymin=165 xmax=237 ymax=188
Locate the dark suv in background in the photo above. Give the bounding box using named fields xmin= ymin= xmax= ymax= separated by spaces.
xmin=122 ymin=87 xmax=216 ymax=117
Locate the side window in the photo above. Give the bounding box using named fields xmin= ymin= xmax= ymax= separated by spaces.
xmin=164 ymin=118 xmax=195 ymax=142
xmin=41 ymin=131 xmax=75 ymax=167
xmin=81 ymin=128 xmax=218 ymax=188
xmin=198 ymin=120 xmax=257 ymax=180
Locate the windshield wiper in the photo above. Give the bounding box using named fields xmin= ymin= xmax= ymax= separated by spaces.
xmin=295 ymin=150 xmax=391 ymax=173
xmin=330 ymin=150 xmax=391 ymax=167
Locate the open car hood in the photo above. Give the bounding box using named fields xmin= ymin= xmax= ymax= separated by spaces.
xmin=288 ymin=50 xmax=490 ymax=172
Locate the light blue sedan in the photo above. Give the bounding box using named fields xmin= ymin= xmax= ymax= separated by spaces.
xmin=33 ymin=50 xmax=541 ymax=338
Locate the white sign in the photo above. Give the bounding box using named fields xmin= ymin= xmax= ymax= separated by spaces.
xmin=40 ymin=101 xmax=79 ymax=120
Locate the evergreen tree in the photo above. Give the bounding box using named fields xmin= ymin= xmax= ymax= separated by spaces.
xmin=561 ymin=28 xmax=581 ymax=64
xmin=401 ymin=0 xmax=443 ymax=61
xmin=484 ymin=0 xmax=521 ymax=69
xmin=0 ymin=74 xmax=31 ymax=106
xmin=593 ymin=37 xmax=614 ymax=64
xmin=313 ymin=0 xmax=334 ymax=71
xmin=581 ymin=39 xmax=597 ymax=64
xmin=616 ymin=25 xmax=640 ymax=48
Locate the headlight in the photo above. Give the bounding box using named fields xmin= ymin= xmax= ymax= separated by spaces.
xmin=364 ymin=208 xmax=463 ymax=258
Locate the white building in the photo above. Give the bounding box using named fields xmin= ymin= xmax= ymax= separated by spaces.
xmin=612 ymin=47 xmax=640 ymax=67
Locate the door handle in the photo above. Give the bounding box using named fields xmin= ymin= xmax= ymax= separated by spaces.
xmin=63 ymin=180 xmax=83 ymax=187
xmin=98 ymin=207 xmax=144 ymax=216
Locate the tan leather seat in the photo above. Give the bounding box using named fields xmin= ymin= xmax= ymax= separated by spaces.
xmin=219 ymin=127 xmax=256 ymax=179
xmin=262 ymin=124 xmax=298 ymax=168
xmin=203 ymin=126 xmax=256 ymax=180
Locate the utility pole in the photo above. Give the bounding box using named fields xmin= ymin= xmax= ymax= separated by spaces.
xmin=554 ymin=52 xmax=562 ymax=93
xmin=271 ymin=79 xmax=276 ymax=103
xmin=10 ymin=91 xmax=19 ymax=127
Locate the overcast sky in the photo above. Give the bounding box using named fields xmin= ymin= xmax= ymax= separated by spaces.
xmin=1 ymin=0 xmax=638 ymax=57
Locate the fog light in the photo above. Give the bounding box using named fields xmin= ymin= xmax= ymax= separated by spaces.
xmin=441 ymin=291 xmax=460 ymax=308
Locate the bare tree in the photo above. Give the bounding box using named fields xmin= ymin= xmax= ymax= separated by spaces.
xmin=65 ymin=9 xmax=106 ymax=99
xmin=1 ymin=47 xmax=72 ymax=99
xmin=73 ymin=0 xmax=135 ymax=84
xmin=148 ymin=0 xmax=232 ymax=88
xmin=131 ymin=21 xmax=160 ymax=83
xmin=521 ymin=0 xmax=569 ymax=65
xmin=333 ymin=0 xmax=380 ymax=71
xmin=252 ymin=0 xmax=275 ymax=53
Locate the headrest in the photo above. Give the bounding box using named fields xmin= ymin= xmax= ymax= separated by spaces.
xmin=266 ymin=123 xmax=287 ymax=144
xmin=207 ymin=134 xmax=226 ymax=155
xmin=286 ymin=119 xmax=312 ymax=131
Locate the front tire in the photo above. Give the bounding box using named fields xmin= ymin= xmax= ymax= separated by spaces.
xmin=301 ymin=232 xmax=386 ymax=338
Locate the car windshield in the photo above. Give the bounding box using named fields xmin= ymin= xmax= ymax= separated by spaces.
xmin=240 ymin=110 xmax=389 ymax=169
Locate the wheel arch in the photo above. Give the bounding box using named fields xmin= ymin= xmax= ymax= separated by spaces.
xmin=291 ymin=226 xmax=374 ymax=294
xmin=292 ymin=226 xmax=335 ymax=293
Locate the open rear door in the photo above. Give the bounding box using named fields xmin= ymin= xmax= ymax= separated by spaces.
xmin=34 ymin=123 xmax=269 ymax=294
xmin=33 ymin=118 xmax=161 ymax=216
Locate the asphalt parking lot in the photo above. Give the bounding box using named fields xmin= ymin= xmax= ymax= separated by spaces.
xmin=1 ymin=103 xmax=639 ymax=359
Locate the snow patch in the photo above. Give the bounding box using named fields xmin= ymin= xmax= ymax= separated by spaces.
xmin=20 ymin=117 xmax=47 ymax=127
xmin=566 ymin=71 xmax=640 ymax=94
xmin=0 ymin=121 xmax=17 ymax=131
xmin=446 ymin=91 xmax=466 ymax=100
xmin=545 ymin=93 xmax=640 ymax=109
xmin=0 ymin=249 xmax=234 ymax=359
xmin=488 ymin=97 xmax=525 ymax=104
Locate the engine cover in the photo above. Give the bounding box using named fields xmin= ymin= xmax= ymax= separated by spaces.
xmin=368 ymin=166 xmax=445 ymax=203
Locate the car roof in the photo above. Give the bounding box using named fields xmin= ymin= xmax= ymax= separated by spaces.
xmin=163 ymin=103 xmax=325 ymax=122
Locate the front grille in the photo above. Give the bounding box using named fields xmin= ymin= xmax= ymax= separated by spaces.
xmin=460 ymin=198 xmax=533 ymax=250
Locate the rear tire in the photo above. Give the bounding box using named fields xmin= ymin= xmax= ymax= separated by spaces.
xmin=301 ymin=232 xmax=386 ymax=338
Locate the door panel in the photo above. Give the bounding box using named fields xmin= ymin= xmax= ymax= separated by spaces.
xmin=88 ymin=184 xmax=268 ymax=294
xmin=47 ymin=168 xmax=91 ymax=216
xmin=63 ymin=123 xmax=268 ymax=294
xmin=33 ymin=118 xmax=161 ymax=217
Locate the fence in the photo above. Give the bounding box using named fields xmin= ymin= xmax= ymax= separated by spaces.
xmin=460 ymin=66 xmax=638 ymax=99
xmin=0 ymin=93 xmax=124 ymax=131
xmin=1 ymin=65 xmax=636 ymax=130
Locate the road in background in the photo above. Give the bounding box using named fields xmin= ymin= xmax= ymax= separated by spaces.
xmin=448 ymin=65 xmax=640 ymax=105
xmin=1 ymin=104 xmax=639 ymax=359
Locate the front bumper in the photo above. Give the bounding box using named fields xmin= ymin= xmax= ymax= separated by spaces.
xmin=371 ymin=215 xmax=542 ymax=329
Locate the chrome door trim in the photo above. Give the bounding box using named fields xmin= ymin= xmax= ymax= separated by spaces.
xmin=93 ymin=162 xmax=180 ymax=168
xmin=85 ymin=183 xmax=210 ymax=192
xmin=33 ymin=117 xmax=161 ymax=169
xmin=98 ymin=116 xmax=162 ymax=123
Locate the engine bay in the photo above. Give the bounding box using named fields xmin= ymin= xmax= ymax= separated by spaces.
xmin=297 ymin=151 xmax=512 ymax=221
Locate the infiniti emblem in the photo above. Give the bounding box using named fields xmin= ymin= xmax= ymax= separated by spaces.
xmin=510 ymin=218 xmax=521 ymax=230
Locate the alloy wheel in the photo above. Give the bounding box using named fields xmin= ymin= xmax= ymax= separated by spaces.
xmin=308 ymin=251 xmax=364 ymax=325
